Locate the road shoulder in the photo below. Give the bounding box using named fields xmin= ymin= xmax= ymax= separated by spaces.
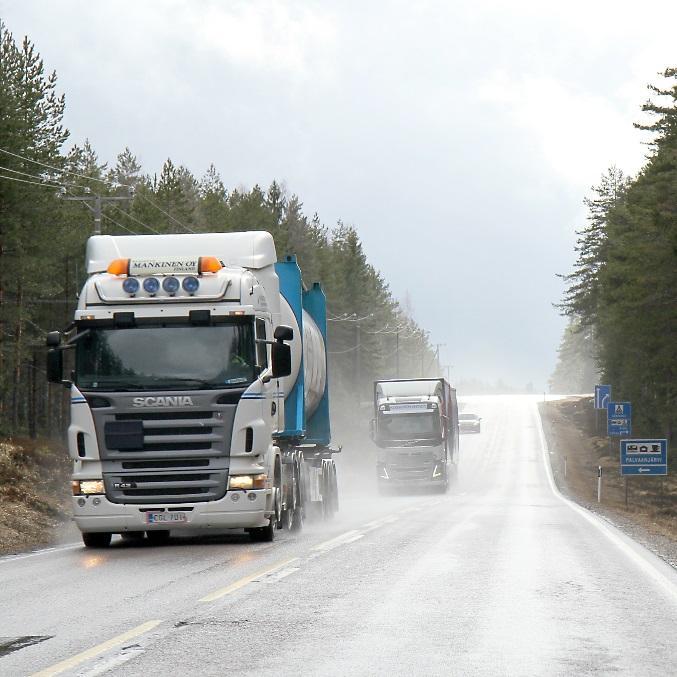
xmin=539 ymin=397 xmax=677 ymax=571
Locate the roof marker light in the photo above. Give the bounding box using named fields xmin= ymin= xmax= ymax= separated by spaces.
xmin=198 ymin=256 xmax=222 ymax=273
xmin=107 ymin=258 xmax=130 ymax=275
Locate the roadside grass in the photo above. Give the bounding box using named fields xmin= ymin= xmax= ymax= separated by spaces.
xmin=0 ymin=437 xmax=71 ymax=554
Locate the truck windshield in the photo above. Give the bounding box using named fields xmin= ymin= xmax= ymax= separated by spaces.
xmin=378 ymin=412 xmax=441 ymax=443
xmin=75 ymin=322 xmax=255 ymax=391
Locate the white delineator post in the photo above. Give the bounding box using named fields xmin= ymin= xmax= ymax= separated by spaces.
xmin=597 ymin=465 xmax=602 ymax=503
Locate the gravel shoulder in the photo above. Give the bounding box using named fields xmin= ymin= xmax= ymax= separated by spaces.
xmin=539 ymin=397 xmax=677 ymax=570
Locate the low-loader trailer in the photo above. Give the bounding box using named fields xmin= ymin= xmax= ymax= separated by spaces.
xmin=47 ymin=231 xmax=338 ymax=547
xmin=372 ymin=378 xmax=458 ymax=492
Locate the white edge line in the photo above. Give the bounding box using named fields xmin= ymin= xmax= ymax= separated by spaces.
xmin=0 ymin=543 xmax=82 ymax=565
xmin=535 ymin=402 xmax=677 ymax=603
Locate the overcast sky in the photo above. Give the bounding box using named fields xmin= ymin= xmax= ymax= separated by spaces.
xmin=2 ymin=1 xmax=675 ymax=389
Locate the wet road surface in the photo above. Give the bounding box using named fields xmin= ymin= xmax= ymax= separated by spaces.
xmin=2 ymin=396 xmax=676 ymax=676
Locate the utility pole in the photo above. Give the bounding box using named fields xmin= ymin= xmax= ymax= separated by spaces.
xmin=395 ymin=328 xmax=400 ymax=378
xmin=354 ymin=320 xmax=362 ymax=396
xmin=59 ymin=186 xmax=134 ymax=234
xmin=432 ymin=343 xmax=446 ymax=377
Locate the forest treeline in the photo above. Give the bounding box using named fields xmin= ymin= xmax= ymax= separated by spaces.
xmin=554 ymin=68 xmax=677 ymax=442
xmin=0 ymin=23 xmax=437 ymax=437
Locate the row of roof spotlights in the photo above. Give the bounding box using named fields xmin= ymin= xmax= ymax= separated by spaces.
xmin=122 ymin=276 xmax=200 ymax=296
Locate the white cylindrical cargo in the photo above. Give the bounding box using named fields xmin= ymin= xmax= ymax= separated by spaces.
xmin=279 ymin=296 xmax=327 ymax=417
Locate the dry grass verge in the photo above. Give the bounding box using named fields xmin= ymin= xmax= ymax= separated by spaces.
xmin=0 ymin=438 xmax=71 ymax=554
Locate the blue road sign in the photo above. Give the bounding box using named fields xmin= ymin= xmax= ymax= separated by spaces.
xmin=594 ymin=384 xmax=611 ymax=409
xmin=621 ymin=439 xmax=668 ymax=476
xmin=607 ymin=401 xmax=631 ymax=436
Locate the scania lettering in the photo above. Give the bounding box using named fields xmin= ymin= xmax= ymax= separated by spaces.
xmin=132 ymin=396 xmax=195 ymax=408
xmin=47 ymin=231 xmax=339 ymax=547
xmin=371 ymin=378 xmax=459 ymax=492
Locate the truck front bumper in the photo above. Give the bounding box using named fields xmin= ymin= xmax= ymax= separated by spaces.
xmin=72 ymin=489 xmax=273 ymax=533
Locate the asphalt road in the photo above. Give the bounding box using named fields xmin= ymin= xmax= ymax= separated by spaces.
xmin=2 ymin=396 xmax=676 ymax=676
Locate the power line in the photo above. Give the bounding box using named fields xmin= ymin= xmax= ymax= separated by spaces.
xmin=109 ymin=203 xmax=161 ymax=235
xmin=328 ymin=344 xmax=360 ymax=355
xmin=0 ymin=146 xmax=114 ymax=188
xmin=135 ymin=192 xmax=195 ymax=233
xmin=0 ymin=145 xmax=195 ymax=234
xmin=0 ymin=163 xmax=79 ymax=188
xmin=0 ymin=172 xmax=62 ymax=190
xmin=62 ymin=188 xmax=135 ymax=235
xmin=101 ymin=212 xmax=139 ymax=236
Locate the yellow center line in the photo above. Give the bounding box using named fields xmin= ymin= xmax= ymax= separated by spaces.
xmin=199 ymin=557 xmax=299 ymax=602
xmin=30 ymin=620 xmax=162 ymax=677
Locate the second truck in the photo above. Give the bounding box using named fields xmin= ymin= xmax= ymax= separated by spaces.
xmin=371 ymin=378 xmax=459 ymax=492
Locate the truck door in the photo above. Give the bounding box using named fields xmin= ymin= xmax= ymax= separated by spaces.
xmin=255 ymin=318 xmax=278 ymax=434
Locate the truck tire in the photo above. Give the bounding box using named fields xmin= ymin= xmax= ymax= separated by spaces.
xmin=121 ymin=531 xmax=145 ymax=544
xmin=82 ymin=532 xmax=111 ymax=548
xmin=146 ymin=530 xmax=170 ymax=545
xmin=290 ymin=461 xmax=304 ymax=531
xmin=322 ymin=462 xmax=336 ymax=520
xmin=249 ymin=517 xmax=275 ymax=542
xmin=331 ymin=465 xmax=339 ymax=513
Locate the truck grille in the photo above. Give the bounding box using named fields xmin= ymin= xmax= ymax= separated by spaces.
xmin=387 ymin=450 xmax=435 ymax=481
xmin=88 ymin=389 xmax=242 ymax=505
xmin=104 ymin=470 xmax=227 ymax=504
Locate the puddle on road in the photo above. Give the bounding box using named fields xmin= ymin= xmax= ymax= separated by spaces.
xmin=0 ymin=635 xmax=52 ymax=657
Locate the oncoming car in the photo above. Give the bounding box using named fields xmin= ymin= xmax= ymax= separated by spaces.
xmin=459 ymin=413 xmax=481 ymax=434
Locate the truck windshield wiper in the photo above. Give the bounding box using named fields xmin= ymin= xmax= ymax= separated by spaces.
xmin=85 ymin=381 xmax=146 ymax=391
xmin=163 ymin=377 xmax=253 ymax=389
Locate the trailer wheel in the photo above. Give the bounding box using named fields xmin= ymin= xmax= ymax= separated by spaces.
xmin=82 ymin=532 xmax=111 ymax=548
xmin=331 ymin=465 xmax=339 ymax=513
xmin=282 ymin=473 xmax=297 ymax=531
xmin=322 ymin=462 xmax=336 ymax=520
xmin=290 ymin=461 xmax=304 ymax=531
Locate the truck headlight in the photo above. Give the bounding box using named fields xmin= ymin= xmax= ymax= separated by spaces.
xmin=228 ymin=474 xmax=267 ymax=490
xmin=73 ymin=480 xmax=105 ymax=495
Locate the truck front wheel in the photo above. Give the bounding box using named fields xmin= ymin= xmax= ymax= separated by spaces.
xmin=249 ymin=517 xmax=275 ymax=542
xmin=82 ymin=532 xmax=112 ymax=548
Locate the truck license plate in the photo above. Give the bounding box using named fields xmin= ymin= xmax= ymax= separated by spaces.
xmin=145 ymin=512 xmax=188 ymax=525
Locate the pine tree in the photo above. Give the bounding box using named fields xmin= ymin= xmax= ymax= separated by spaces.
xmin=0 ymin=23 xmax=68 ymax=431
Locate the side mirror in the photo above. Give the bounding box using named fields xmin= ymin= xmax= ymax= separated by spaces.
xmin=274 ymin=325 xmax=293 ymax=341
xmin=46 ymin=349 xmax=64 ymax=384
xmin=46 ymin=331 xmax=61 ymax=347
xmin=271 ymin=341 xmax=292 ymax=378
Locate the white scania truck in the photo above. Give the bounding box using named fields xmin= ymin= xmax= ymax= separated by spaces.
xmin=47 ymin=231 xmax=338 ymax=547
xmin=372 ymin=378 xmax=458 ymax=492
